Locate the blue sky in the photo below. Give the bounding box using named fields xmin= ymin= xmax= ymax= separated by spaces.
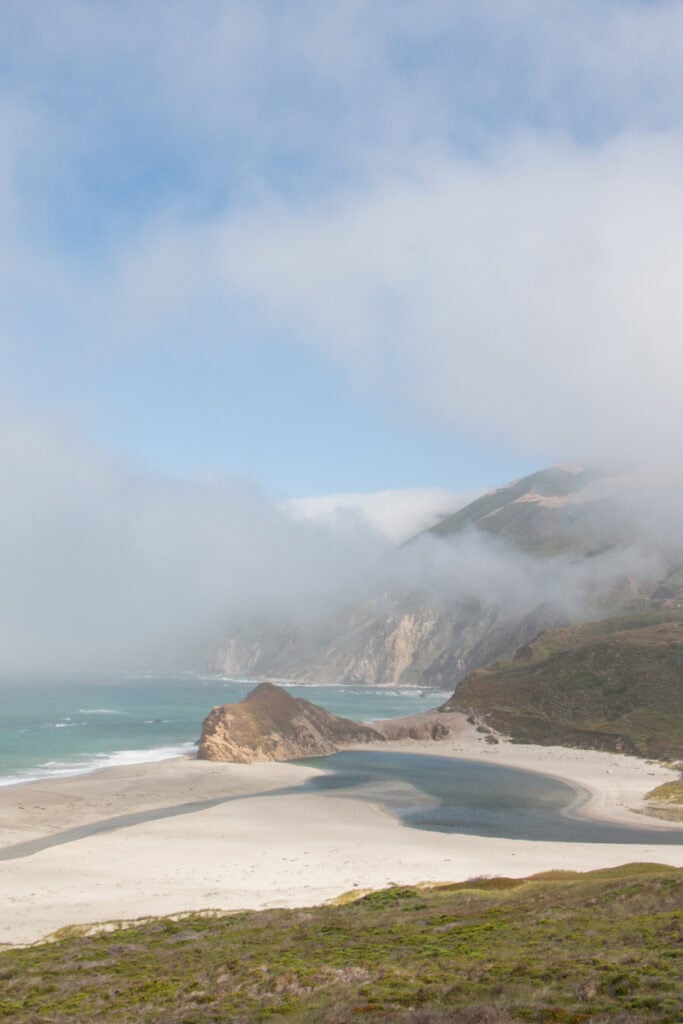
xmin=2 ymin=1 xmax=683 ymax=500
xmin=3 ymin=321 xmax=538 ymax=495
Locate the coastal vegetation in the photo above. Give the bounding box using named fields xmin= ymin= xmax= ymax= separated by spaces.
xmin=648 ymin=778 xmax=683 ymax=806
xmin=1 ymin=863 xmax=681 ymax=1023
xmin=445 ymin=611 xmax=683 ymax=760
xmin=646 ymin=771 xmax=683 ymax=821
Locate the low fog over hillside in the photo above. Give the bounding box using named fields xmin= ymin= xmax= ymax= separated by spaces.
xmin=3 ymin=412 xmax=681 ymax=682
xmin=212 ymin=464 xmax=683 ymax=690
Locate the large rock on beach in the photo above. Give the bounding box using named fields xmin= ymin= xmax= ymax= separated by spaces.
xmin=198 ymin=681 xmax=384 ymax=763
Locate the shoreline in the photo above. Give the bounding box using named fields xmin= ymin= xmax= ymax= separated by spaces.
xmin=0 ymin=683 xmax=441 ymax=791
xmin=0 ymin=742 xmax=198 ymax=792
xmin=1 ymin=715 xmax=682 ymax=947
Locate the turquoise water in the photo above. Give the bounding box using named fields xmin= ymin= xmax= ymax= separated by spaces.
xmin=0 ymin=675 xmax=440 ymax=787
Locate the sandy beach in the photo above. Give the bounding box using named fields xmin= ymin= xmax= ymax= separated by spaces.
xmin=1 ymin=713 xmax=682 ymax=946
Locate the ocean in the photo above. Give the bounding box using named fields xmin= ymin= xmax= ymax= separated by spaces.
xmin=0 ymin=674 xmax=440 ymax=788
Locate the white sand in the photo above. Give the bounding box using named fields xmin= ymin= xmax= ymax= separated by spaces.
xmin=0 ymin=714 xmax=681 ymax=946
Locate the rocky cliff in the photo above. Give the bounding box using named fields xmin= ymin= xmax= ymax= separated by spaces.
xmin=212 ymin=595 xmax=573 ymax=693
xmin=214 ymin=599 xmax=462 ymax=687
xmin=198 ymin=682 xmax=384 ymax=763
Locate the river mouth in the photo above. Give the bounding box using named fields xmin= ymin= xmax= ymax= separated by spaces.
xmin=300 ymin=750 xmax=683 ymax=845
xmin=2 ymin=750 xmax=682 ymax=863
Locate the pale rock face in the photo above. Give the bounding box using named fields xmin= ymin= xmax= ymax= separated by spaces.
xmin=210 ymin=599 xmax=537 ymax=691
xmin=383 ymin=613 xmax=433 ymax=680
xmin=217 ymin=638 xmax=263 ymax=677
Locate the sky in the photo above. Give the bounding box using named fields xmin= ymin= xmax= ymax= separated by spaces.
xmin=2 ymin=1 xmax=683 ymax=671
xmin=7 ymin=0 xmax=683 ymax=500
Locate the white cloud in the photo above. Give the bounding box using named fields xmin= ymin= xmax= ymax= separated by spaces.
xmin=286 ymin=488 xmax=476 ymax=544
xmin=0 ymin=406 xmax=679 ymax=677
xmin=3 ymin=5 xmax=683 ymax=477
xmin=0 ymin=412 xmax=392 ymax=675
xmin=215 ymin=132 xmax=683 ymax=466
xmin=7 ymin=1 xmax=683 ymax=206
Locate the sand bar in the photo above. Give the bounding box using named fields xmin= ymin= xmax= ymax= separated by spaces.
xmin=0 ymin=714 xmax=681 ymax=946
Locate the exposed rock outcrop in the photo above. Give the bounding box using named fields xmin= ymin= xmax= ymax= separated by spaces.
xmin=198 ymin=682 xmax=384 ymax=763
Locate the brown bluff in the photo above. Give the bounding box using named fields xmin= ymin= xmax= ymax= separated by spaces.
xmin=197 ymin=681 xmax=384 ymax=763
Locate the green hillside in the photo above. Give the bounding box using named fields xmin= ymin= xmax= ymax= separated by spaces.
xmin=443 ymin=611 xmax=683 ymax=758
xmin=426 ymin=465 xmax=617 ymax=555
xmin=1 ymin=864 xmax=682 ymax=1023
xmin=430 ymin=465 xmax=600 ymax=531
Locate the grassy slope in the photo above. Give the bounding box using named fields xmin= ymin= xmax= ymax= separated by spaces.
xmin=1 ymin=864 xmax=682 ymax=1024
xmin=443 ymin=611 xmax=683 ymax=759
xmin=429 ymin=467 xmax=600 ymax=537
xmin=646 ymin=778 xmax=683 ymax=820
xmin=426 ymin=466 xmax=617 ymax=556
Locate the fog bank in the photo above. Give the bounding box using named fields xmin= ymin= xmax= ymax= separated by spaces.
xmin=0 ymin=416 xmax=395 ymax=675
xmin=2 ymin=414 xmax=681 ymax=677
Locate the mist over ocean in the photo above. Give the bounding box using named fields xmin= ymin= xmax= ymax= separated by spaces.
xmin=0 ymin=677 xmax=439 ymax=788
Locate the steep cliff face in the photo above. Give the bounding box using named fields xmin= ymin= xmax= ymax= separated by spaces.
xmin=198 ymin=682 xmax=383 ymax=763
xmin=213 ymin=602 xmax=494 ymax=687
xmin=210 ymin=465 xmax=683 ymax=691
xmin=212 ymin=601 xmax=457 ymax=687
xmin=210 ymin=595 xmax=576 ymax=691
